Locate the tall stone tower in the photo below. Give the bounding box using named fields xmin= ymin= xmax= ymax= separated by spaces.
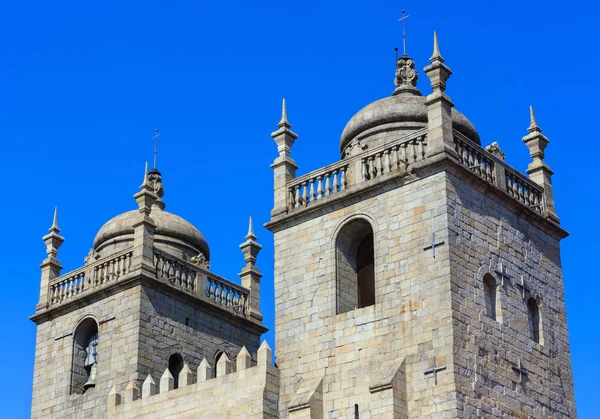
xmin=30 ymin=165 xmax=270 ymax=418
xmin=265 ymin=33 xmax=576 ymax=418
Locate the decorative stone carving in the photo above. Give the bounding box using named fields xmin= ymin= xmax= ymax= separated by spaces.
xmin=148 ymin=169 xmax=164 ymax=198
xmin=84 ymin=248 xmax=101 ymax=264
xmin=485 ymin=142 xmax=506 ymax=160
xmin=191 ymin=252 xmax=210 ymax=269
xmin=393 ymin=55 xmax=420 ymax=96
xmin=343 ymin=139 xmax=368 ymax=158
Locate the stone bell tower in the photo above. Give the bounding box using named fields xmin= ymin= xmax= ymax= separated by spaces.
xmin=30 ymin=164 xmax=268 ymax=418
xmin=266 ymin=32 xmax=576 ymax=418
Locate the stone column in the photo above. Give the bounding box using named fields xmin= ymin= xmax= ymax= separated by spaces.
xmin=239 ymin=217 xmax=263 ymax=321
xmin=130 ymin=163 xmax=158 ymax=277
xmin=37 ymin=207 xmax=64 ymax=310
xmin=522 ymin=106 xmax=560 ymax=223
xmin=423 ymin=32 xmax=457 ymax=160
xmin=270 ymin=99 xmax=298 ymax=217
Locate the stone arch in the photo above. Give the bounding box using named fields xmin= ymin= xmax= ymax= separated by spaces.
xmin=527 ymin=297 xmax=543 ymax=345
xmin=333 ymin=215 xmax=376 ymax=314
xmin=168 ymin=353 xmax=184 ymax=389
xmin=477 ymin=266 xmax=502 ymax=323
xmin=70 ymin=316 xmax=99 ymax=395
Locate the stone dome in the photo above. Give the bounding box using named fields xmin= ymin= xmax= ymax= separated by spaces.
xmin=91 ymin=168 xmax=210 ymax=262
xmin=339 ymin=54 xmax=480 ymax=157
xmin=340 ymin=94 xmax=480 ymax=155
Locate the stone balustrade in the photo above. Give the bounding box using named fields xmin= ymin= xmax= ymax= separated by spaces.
xmin=48 ymin=250 xmax=133 ymax=306
xmin=288 ymin=162 xmax=348 ymax=209
xmin=283 ymin=127 xmax=547 ymax=217
xmin=361 ymin=131 xmax=427 ymax=181
xmin=453 ymin=130 xmax=544 ymax=214
xmin=505 ymin=169 xmax=544 ymax=214
xmin=154 ymin=251 xmax=249 ymax=315
xmin=454 ymin=132 xmax=495 ymax=183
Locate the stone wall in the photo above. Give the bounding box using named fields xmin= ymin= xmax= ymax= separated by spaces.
xmin=31 ymin=285 xmax=143 ymax=418
xmin=445 ymin=166 xmax=576 ymax=418
xmin=272 ymin=170 xmax=459 ymax=418
xmin=108 ymin=343 xmax=279 ymax=419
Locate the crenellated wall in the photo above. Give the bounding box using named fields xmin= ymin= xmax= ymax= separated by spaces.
xmin=108 ymin=342 xmax=278 ymax=419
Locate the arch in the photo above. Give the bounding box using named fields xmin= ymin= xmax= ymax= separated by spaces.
xmin=483 ymin=274 xmax=497 ymax=321
xmin=335 ymin=217 xmax=375 ymax=314
xmin=168 ymin=353 xmax=184 ymax=389
xmin=70 ymin=316 xmax=99 ymax=394
xmin=527 ymin=297 xmax=543 ymax=344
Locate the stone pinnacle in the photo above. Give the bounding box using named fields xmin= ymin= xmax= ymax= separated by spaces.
xmin=278 ymin=98 xmax=291 ymax=128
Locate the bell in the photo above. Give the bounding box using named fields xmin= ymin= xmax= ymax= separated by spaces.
xmin=83 ymin=364 xmax=97 ymax=390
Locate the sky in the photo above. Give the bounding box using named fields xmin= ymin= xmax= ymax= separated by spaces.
xmin=0 ymin=0 xmax=596 ymax=417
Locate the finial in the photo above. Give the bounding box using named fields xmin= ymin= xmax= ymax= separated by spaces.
xmin=278 ymin=98 xmax=290 ymax=128
xmin=246 ymin=216 xmax=256 ymax=240
xmin=51 ymin=207 xmax=59 ymax=231
xmin=142 ymin=161 xmax=149 ymax=187
xmin=398 ymin=10 xmax=410 ymax=55
xmin=528 ymin=105 xmax=541 ymax=132
xmin=153 ymin=129 xmax=160 ymax=169
xmin=430 ymin=31 xmax=444 ymax=62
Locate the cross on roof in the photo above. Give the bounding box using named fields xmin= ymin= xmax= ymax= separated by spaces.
xmin=516 ymin=275 xmax=531 ymax=300
xmin=423 ymin=232 xmax=445 ymax=259
xmin=424 ymin=356 xmax=446 ymax=386
xmin=398 ymin=10 xmax=409 ymax=55
xmin=153 ymin=128 xmax=160 ymax=169
xmin=495 ymin=262 xmax=511 ymax=286
xmin=512 ymin=359 xmax=529 ymax=382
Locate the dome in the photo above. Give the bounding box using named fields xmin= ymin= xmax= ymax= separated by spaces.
xmin=339 ymin=54 xmax=480 ymax=157
xmin=340 ymin=94 xmax=480 ymax=154
xmin=91 ymin=168 xmax=210 ymax=262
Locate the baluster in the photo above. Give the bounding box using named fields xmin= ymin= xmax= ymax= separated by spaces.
xmin=316 ymin=176 xmax=323 ymax=199
xmin=340 ymin=167 xmax=347 ymax=190
xmin=301 ymin=181 xmax=308 ymax=206
xmin=324 ymin=173 xmax=331 ymax=196
xmin=333 ymin=169 xmax=340 ymax=192
xmin=209 ymin=278 xmax=216 ymax=299
xmin=308 ymin=179 xmax=315 ymax=203
xmin=400 ymin=143 xmax=407 ymax=164
xmin=384 ymin=150 xmax=391 ymax=174
xmin=50 ymin=285 xmax=56 ymax=304
xmin=219 ymin=284 xmax=226 ymax=304
xmin=377 ymin=152 xmax=384 ymax=175
xmin=294 ymin=185 xmax=301 ymax=208
xmin=361 ymin=158 xmax=367 ymax=181
xmin=393 ymin=145 xmax=400 ymax=167
xmin=368 ymin=156 xmax=375 ymax=178
xmin=419 ymin=136 xmax=426 ymax=159
xmin=226 ymin=286 xmax=232 ymax=306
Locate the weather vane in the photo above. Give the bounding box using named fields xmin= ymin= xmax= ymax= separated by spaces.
xmin=153 ymin=128 xmax=160 ymax=169
xmin=398 ymin=9 xmax=409 ymax=56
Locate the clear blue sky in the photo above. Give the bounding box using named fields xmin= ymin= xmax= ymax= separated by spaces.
xmin=0 ymin=1 xmax=595 ymax=417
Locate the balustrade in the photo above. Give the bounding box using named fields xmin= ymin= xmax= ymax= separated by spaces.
xmin=361 ymin=134 xmax=427 ymax=181
xmin=154 ymin=251 xmax=249 ymax=315
xmin=454 ymin=135 xmax=495 ymax=183
xmin=49 ymin=250 xmax=132 ymax=306
xmin=505 ymin=171 xmax=544 ymax=213
xmin=288 ymin=165 xmax=348 ymax=209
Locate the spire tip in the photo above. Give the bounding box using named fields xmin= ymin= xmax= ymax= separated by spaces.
xmin=430 ymin=31 xmax=444 ymax=62
xmin=278 ymin=98 xmax=290 ymax=128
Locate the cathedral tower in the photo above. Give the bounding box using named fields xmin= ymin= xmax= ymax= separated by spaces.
xmin=265 ymin=33 xmax=576 ymax=418
xmin=30 ymin=165 xmax=269 ymax=418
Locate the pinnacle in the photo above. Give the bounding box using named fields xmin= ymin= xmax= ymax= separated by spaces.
xmin=528 ymin=105 xmax=541 ymax=132
xmin=277 ymin=98 xmax=291 ymax=128
xmin=246 ymin=216 xmax=257 ymax=241
xmin=141 ymin=161 xmax=149 ymax=187
xmin=430 ymin=31 xmax=445 ymax=63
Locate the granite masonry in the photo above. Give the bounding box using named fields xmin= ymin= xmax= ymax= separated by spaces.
xmin=30 ymin=32 xmax=576 ymax=418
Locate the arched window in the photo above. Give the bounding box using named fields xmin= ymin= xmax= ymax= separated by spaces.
xmin=336 ymin=219 xmax=375 ymax=314
xmin=168 ymin=353 xmax=184 ymax=389
xmin=483 ymin=274 xmax=497 ymax=321
xmin=70 ymin=317 xmax=99 ymax=394
xmin=527 ymin=298 xmax=542 ymax=344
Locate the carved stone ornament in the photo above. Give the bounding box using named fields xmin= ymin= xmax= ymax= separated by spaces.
xmin=191 ymin=253 xmax=210 ymax=269
xmin=84 ymin=248 xmax=101 ymax=264
xmin=395 ymin=56 xmax=418 ymax=88
xmin=343 ymin=139 xmax=368 ymax=158
xmin=148 ymin=169 xmax=164 ymax=198
xmin=485 ymin=142 xmax=506 ymax=160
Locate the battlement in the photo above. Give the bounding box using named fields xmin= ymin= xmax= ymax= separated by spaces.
xmin=107 ymin=341 xmax=278 ymax=418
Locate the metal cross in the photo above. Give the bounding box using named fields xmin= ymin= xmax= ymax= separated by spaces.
xmin=495 ymin=262 xmax=511 ymax=286
xmin=512 ymin=359 xmax=529 ymax=382
xmin=398 ymin=10 xmax=409 ymax=55
xmin=515 ymin=275 xmax=531 ymax=300
xmin=423 ymin=232 xmax=445 ymax=258
xmin=153 ymin=128 xmax=160 ymax=169
xmin=424 ymin=356 xmax=446 ymax=385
